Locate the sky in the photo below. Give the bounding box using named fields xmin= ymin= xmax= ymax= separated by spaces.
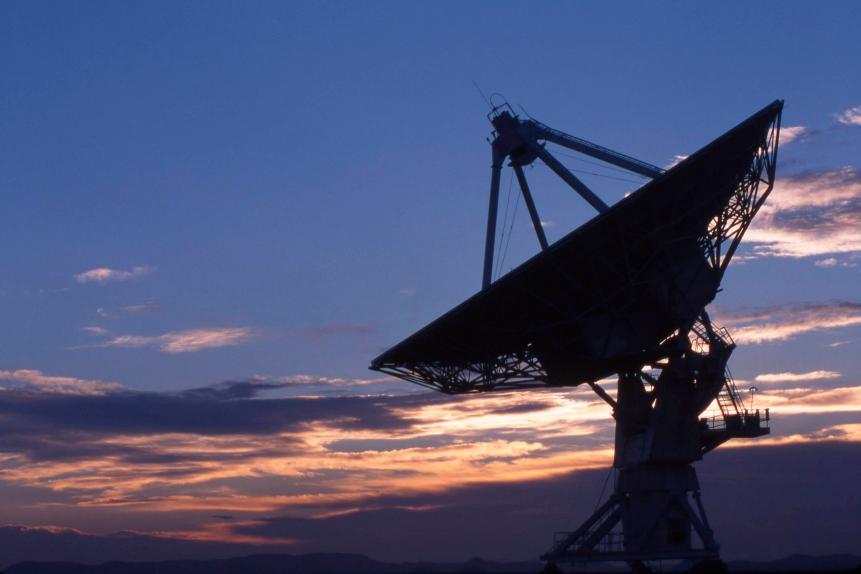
xmin=1 ymin=0 xmax=861 ymax=568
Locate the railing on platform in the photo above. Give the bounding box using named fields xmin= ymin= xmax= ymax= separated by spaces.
xmin=701 ymin=408 xmax=769 ymax=432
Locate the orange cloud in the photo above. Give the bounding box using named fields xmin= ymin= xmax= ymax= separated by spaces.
xmin=754 ymin=370 xmax=841 ymax=383
xmin=752 ymin=385 xmax=861 ymax=415
xmin=717 ymin=301 xmax=861 ymax=344
xmin=725 ymin=423 xmax=861 ymax=449
xmin=0 ymin=388 xmax=613 ymax=518
xmin=1 ymin=372 xmax=858 ymax=549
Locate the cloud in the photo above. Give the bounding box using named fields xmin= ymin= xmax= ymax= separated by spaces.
xmin=94 ymin=302 xmax=160 ymax=320
xmin=80 ymin=326 xmax=108 ymax=336
xmin=103 ymin=327 xmax=254 ymax=353
xmin=754 ymin=370 xmax=841 ymax=383
xmin=264 ymin=374 xmax=417 ymax=398
xmin=74 ymin=266 xmax=155 ymax=284
xmin=778 ymin=125 xmax=808 ymax=145
xmin=835 ymin=104 xmax=861 ymax=126
xmin=0 ymin=369 xmax=859 ymax=563
xmin=743 ymin=168 xmax=861 ymax=261
xmin=0 ymin=369 xmax=123 ymax=396
xmin=717 ymin=301 xmax=861 ymax=344
xmin=2 ymin=441 xmax=861 ymax=565
xmin=0 ymin=376 xmax=421 ymax=503
xmin=747 ymin=385 xmax=861 ymax=416
xmin=203 ymin=442 xmax=861 ymax=562
xmin=814 ymin=257 xmax=857 ymax=268
xmin=0 ymin=379 xmax=610 ymax=522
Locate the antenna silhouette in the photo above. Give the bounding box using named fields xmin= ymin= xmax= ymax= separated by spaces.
xmin=471 ymin=80 xmax=493 ymax=111
xmin=371 ymin=100 xmax=783 ymax=572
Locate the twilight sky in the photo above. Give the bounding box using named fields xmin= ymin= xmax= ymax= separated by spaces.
xmin=1 ymin=0 xmax=861 ymax=567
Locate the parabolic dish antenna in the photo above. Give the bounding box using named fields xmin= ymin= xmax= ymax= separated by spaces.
xmin=371 ymin=100 xmax=782 ymax=572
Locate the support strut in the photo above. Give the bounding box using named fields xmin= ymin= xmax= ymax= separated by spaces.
xmin=482 ymin=151 xmax=504 ymax=290
xmin=530 ymin=144 xmax=610 ymax=213
xmin=481 ymin=107 xmax=663 ymax=288
xmin=542 ymin=465 xmax=719 ymax=565
xmin=513 ymin=164 xmax=548 ymax=251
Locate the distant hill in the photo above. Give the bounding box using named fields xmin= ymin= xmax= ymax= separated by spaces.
xmin=2 ymin=553 xmax=547 ymax=574
xmin=729 ymin=553 xmax=861 ymax=572
xmin=3 ymin=552 xmax=860 ymax=574
xmin=0 ymin=525 xmax=276 ymax=571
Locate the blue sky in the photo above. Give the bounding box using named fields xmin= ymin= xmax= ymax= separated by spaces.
xmin=1 ymin=1 xmax=861 ymax=565
xmin=2 ymin=1 xmax=860 ymax=389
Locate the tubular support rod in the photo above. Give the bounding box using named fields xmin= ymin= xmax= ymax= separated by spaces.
xmin=512 ymin=164 xmax=549 ymax=250
xmin=531 ymin=145 xmax=610 ymax=213
xmin=482 ymin=153 xmax=504 ymax=290
xmin=692 ymin=491 xmax=715 ymax=536
xmin=530 ymin=121 xmax=664 ymax=179
xmin=587 ymin=380 xmax=617 ymax=410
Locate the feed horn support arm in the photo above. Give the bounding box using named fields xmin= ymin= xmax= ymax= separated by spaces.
xmin=481 ymin=107 xmax=663 ymax=290
xmin=528 ymin=119 xmax=665 ymax=179
xmin=513 ymin=164 xmax=549 ymax=251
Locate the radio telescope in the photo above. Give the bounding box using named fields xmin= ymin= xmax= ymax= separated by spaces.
xmin=371 ymin=100 xmax=782 ymax=572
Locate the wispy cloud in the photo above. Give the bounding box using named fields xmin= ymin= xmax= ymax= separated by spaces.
xmin=815 ymin=256 xmax=857 ymax=268
xmin=779 ymin=125 xmax=808 ymax=144
xmin=718 ymin=301 xmax=861 ymax=344
xmin=103 ymin=327 xmax=254 ymax=353
xmin=0 ymin=369 xmax=123 ymax=395
xmin=75 ymin=266 xmax=155 ymax=284
xmin=835 ymin=104 xmax=861 ymax=127
xmin=748 ymin=385 xmax=861 ymax=416
xmin=80 ymin=325 xmax=108 ymax=336
xmin=745 ymin=167 xmax=861 ymax=260
xmin=754 ymin=370 xmax=841 ymax=383
xmin=95 ymin=302 xmax=159 ymax=319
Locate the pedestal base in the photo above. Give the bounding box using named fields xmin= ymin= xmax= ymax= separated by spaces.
xmin=542 ymin=464 xmax=718 ymax=569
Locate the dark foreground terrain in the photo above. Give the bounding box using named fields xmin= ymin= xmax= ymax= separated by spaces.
xmin=2 ymin=553 xmax=861 ymax=574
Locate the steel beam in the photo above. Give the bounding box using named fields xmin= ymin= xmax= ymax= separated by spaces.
xmin=482 ymin=151 xmax=504 ymax=290
xmin=512 ymin=164 xmax=549 ymax=250
xmin=530 ymin=121 xmax=664 ymax=179
xmin=587 ymin=379 xmax=618 ymax=410
xmin=531 ymin=144 xmax=610 ymax=214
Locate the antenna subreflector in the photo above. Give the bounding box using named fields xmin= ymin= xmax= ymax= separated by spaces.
xmin=371 ymin=100 xmax=783 ymax=571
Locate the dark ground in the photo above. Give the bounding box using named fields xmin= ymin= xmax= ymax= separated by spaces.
xmin=2 ymin=553 xmax=860 ymax=574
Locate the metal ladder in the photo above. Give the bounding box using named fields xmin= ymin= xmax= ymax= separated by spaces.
xmin=716 ymin=369 xmax=743 ymax=418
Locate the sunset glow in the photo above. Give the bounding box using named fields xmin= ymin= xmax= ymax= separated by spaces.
xmin=1 ymin=1 xmax=860 ymax=567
